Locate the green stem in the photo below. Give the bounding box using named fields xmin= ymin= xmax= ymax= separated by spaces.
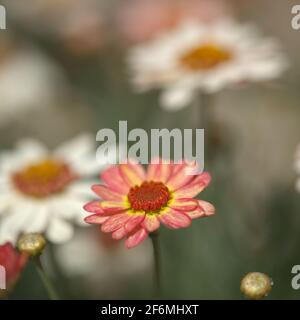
xmin=34 ymin=256 xmax=59 ymax=300
xmin=150 ymin=231 xmax=162 ymax=298
xmin=199 ymin=91 xmax=213 ymax=131
xmin=198 ymin=92 xmax=214 ymax=160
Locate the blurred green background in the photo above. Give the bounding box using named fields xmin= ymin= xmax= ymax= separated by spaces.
xmin=0 ymin=0 xmax=300 ymax=299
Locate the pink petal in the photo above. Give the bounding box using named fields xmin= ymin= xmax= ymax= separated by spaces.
xmin=101 ymin=213 xmax=130 ymax=233
xmin=159 ymin=209 xmax=192 ymax=229
xmin=101 ymin=165 xmax=130 ymax=194
xmin=125 ymin=214 xmax=145 ymax=233
xmin=146 ymin=159 xmax=173 ymax=183
xmin=141 ymin=215 xmax=160 ymax=232
xmin=84 ymin=214 xmax=109 ymax=225
xmin=171 ymin=162 xmax=185 ymax=176
xmin=125 ymin=228 xmax=148 ymax=249
xmin=169 ymin=198 xmax=199 ymax=212
xmin=92 ymin=184 xmax=124 ymax=201
xmin=83 ymin=201 xmax=104 ymax=214
xmin=166 ymin=162 xmax=198 ymax=191
xmin=186 ymin=200 xmax=215 ymax=219
xmin=198 ymin=200 xmax=215 ymax=216
xmin=175 ymin=172 xmax=211 ymax=198
xmin=112 ymin=227 xmax=128 ymax=240
xmin=119 ymin=161 xmax=146 ymax=187
xmin=100 ymin=201 xmax=128 ymax=214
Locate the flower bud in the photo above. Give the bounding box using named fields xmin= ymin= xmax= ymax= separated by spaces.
xmin=240 ymin=272 xmax=273 ymax=300
xmin=17 ymin=233 xmax=46 ymax=257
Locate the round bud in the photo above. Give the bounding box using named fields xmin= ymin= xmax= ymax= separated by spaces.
xmin=240 ymin=272 xmax=273 ymax=300
xmin=17 ymin=233 xmax=46 ymax=257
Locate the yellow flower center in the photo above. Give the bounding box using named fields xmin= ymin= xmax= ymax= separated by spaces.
xmin=12 ymin=159 xmax=77 ymax=198
xmin=180 ymin=44 xmax=232 ymax=71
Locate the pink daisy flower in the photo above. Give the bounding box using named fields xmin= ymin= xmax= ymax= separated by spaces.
xmin=84 ymin=160 xmax=215 ymax=249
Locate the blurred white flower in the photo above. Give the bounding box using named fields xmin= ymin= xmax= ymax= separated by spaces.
xmin=0 ymin=46 xmax=65 ymax=125
xmin=54 ymin=229 xmax=152 ymax=279
xmin=0 ymin=134 xmax=113 ymax=245
xmin=295 ymin=144 xmax=300 ymax=193
xmin=128 ymin=19 xmax=288 ymax=111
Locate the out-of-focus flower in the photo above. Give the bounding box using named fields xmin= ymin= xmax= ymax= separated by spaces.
xmin=0 ymin=242 xmax=27 ymax=296
xmin=58 ymin=8 xmax=105 ymax=57
xmin=128 ymin=19 xmax=288 ymax=111
xmin=54 ymin=229 xmax=152 ymax=280
xmin=0 ymin=43 xmax=65 ymax=125
xmin=240 ymin=272 xmax=273 ymax=300
xmin=0 ymin=134 xmax=114 ymax=245
xmin=117 ymin=0 xmax=229 ymax=44
xmin=295 ymin=144 xmax=300 ymax=193
xmin=84 ymin=159 xmax=215 ymax=249
xmin=5 ymin=0 xmax=106 ymax=57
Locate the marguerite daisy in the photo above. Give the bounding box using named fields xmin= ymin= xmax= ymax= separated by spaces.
xmin=84 ymin=159 xmax=215 ymax=249
xmin=128 ymin=19 xmax=288 ymax=111
xmin=0 ymin=134 xmax=112 ymax=245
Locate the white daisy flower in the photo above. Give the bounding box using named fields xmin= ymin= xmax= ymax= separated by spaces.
xmin=128 ymin=19 xmax=288 ymax=111
xmin=0 ymin=134 xmax=114 ymax=245
xmin=295 ymin=144 xmax=300 ymax=193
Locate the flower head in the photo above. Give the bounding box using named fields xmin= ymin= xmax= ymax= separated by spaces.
xmin=128 ymin=19 xmax=288 ymax=111
xmin=0 ymin=242 xmax=27 ymax=295
xmin=84 ymin=160 xmax=215 ymax=249
xmin=0 ymin=134 xmax=112 ymax=245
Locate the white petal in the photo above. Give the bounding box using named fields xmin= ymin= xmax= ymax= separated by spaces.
xmin=0 ymin=140 xmax=47 ymax=176
xmin=67 ymin=181 xmax=94 ymax=198
xmin=54 ymin=133 xmax=95 ymax=164
xmin=0 ymin=194 xmax=12 ymax=214
xmin=75 ymin=209 xmax=90 ymax=227
xmin=23 ymin=205 xmax=49 ymax=234
xmin=71 ymin=157 xmax=101 ymax=176
xmin=0 ymin=202 xmax=36 ymax=244
xmin=50 ymin=195 xmax=86 ymax=220
xmin=245 ymin=57 xmax=288 ymax=81
xmin=72 ymin=144 xmax=123 ymax=176
xmin=0 ymin=229 xmax=17 ymax=245
xmin=15 ymin=139 xmax=48 ymax=163
xmin=46 ymin=218 xmax=74 ymax=244
xmin=160 ymin=86 xmax=194 ymax=111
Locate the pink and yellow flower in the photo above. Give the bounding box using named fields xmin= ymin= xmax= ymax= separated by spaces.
xmin=84 ymin=160 xmax=215 ymax=249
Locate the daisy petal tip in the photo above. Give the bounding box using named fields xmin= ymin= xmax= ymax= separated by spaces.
xmin=125 ymin=228 xmax=148 ymax=249
xmin=84 ymin=214 xmax=108 ymax=225
xmin=202 ymin=171 xmax=212 ymax=184
xmin=83 ymin=201 xmax=103 ymax=214
xmin=159 ymin=210 xmax=192 ymax=229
